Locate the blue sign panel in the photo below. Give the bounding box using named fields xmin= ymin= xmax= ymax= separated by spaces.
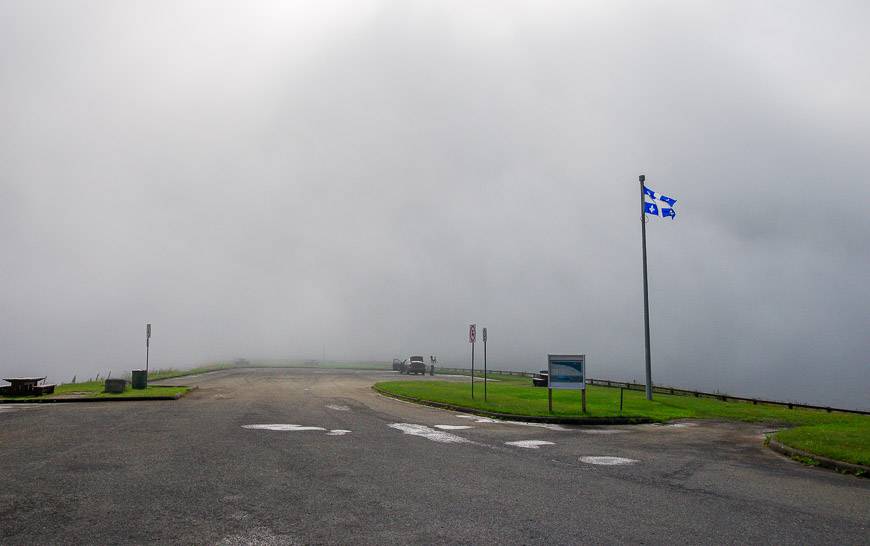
xmin=548 ymin=354 xmax=586 ymax=390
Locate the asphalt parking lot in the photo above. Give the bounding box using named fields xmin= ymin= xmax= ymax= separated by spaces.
xmin=1 ymin=367 xmax=867 ymax=544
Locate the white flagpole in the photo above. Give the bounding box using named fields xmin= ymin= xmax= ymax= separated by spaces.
xmin=639 ymin=175 xmax=653 ymax=401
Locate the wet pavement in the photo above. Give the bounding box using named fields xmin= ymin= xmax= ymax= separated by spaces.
xmin=1 ymin=367 xmax=867 ymax=544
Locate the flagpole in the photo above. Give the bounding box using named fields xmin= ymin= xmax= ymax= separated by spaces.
xmin=639 ymin=174 xmax=653 ymax=401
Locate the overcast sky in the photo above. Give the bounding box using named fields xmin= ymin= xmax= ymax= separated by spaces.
xmin=2 ymin=1 xmax=868 ymax=409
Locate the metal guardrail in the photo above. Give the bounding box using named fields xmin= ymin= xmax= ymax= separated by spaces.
xmin=434 ymin=367 xmax=870 ymax=416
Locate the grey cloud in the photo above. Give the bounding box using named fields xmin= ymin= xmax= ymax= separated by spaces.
xmin=1 ymin=1 xmax=868 ymax=409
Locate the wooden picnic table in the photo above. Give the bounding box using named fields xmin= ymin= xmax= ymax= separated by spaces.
xmin=1 ymin=377 xmax=55 ymax=396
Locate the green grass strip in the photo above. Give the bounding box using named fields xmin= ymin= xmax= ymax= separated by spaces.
xmin=376 ymin=374 xmax=870 ymax=467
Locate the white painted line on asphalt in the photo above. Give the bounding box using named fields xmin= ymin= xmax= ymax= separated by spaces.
xmin=452 ymin=414 xmax=567 ymax=430
xmin=579 ymin=456 xmax=638 ymax=465
xmin=326 ymin=429 xmax=352 ymax=436
xmin=0 ymin=404 xmax=42 ymax=413
xmin=455 ymin=415 xmax=498 ymax=423
xmin=510 ymin=421 xmax=567 ymax=431
xmin=438 ymin=375 xmax=500 ymax=381
xmin=434 ymin=425 xmax=473 ymax=430
xmin=326 ymin=404 xmax=350 ymax=411
xmin=505 ymin=440 xmax=555 ymax=449
xmin=242 ymin=424 xmax=326 ymax=432
xmin=388 ymin=423 xmax=473 ymax=444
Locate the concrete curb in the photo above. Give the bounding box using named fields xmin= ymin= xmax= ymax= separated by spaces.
xmin=0 ymin=386 xmax=197 ymax=404
xmin=372 ymin=385 xmax=653 ymax=425
xmin=768 ymin=438 xmax=869 ymax=477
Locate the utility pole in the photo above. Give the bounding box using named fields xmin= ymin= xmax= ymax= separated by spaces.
xmin=639 ymin=174 xmax=653 ymax=401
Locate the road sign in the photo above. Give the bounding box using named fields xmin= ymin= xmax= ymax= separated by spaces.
xmin=469 ymin=324 xmax=476 ymax=344
xmin=548 ymin=354 xmax=586 ymax=390
xmin=146 ymin=323 xmax=151 ymax=339
xmin=482 ymin=327 xmax=487 ymax=343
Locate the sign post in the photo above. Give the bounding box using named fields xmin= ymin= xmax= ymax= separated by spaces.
xmin=469 ymin=324 xmax=476 ymax=399
xmin=547 ymin=354 xmax=586 ymax=414
xmin=145 ymin=323 xmax=152 ymax=376
xmin=482 ymin=327 xmax=488 ymax=401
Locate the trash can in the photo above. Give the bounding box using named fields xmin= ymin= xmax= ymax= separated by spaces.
xmin=104 ymin=378 xmax=127 ymax=394
xmin=131 ymin=369 xmax=148 ymax=390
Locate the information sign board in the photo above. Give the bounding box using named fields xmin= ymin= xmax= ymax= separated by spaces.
xmin=547 ymin=354 xmax=586 ymax=390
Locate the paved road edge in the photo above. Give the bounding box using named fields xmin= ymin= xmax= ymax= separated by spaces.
xmin=372 ymin=385 xmax=653 ymax=425
xmin=0 ymin=386 xmax=198 ymax=404
xmin=768 ymin=438 xmax=869 ymax=477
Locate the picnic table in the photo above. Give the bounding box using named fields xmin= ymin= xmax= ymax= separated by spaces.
xmin=0 ymin=377 xmax=56 ymax=396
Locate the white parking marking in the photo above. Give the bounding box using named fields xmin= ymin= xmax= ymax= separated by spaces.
xmin=453 ymin=414 xmax=566 ymax=430
xmin=326 ymin=404 xmax=350 ymax=411
xmin=0 ymin=404 xmax=41 ymax=413
xmin=434 ymin=425 xmax=473 ymax=430
xmin=438 ymin=375 xmax=500 ymax=382
xmin=511 ymin=422 xmax=567 ymax=431
xmin=242 ymin=424 xmax=326 ymax=432
xmin=505 ymin=440 xmax=554 ymax=449
xmin=455 ymin=415 xmax=498 ymax=423
xmin=326 ymin=430 xmax=352 ymax=436
xmin=388 ymin=423 xmax=473 ymax=444
xmin=579 ymin=456 xmax=638 ymax=465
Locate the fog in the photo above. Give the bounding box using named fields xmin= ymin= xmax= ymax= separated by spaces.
xmin=2 ymin=1 xmax=868 ymax=409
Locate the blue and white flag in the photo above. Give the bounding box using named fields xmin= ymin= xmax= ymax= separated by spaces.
xmin=643 ymin=185 xmax=677 ymax=220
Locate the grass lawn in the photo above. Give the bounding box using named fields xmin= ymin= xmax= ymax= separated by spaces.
xmin=375 ymin=374 xmax=870 ymax=468
xmin=774 ymin=424 xmax=870 ymax=468
xmin=1 ymin=380 xmax=190 ymax=400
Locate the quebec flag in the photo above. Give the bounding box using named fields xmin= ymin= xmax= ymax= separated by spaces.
xmin=644 ymin=186 xmax=677 ymax=219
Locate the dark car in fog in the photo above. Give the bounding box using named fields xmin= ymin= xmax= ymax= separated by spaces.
xmin=532 ymin=370 xmax=549 ymax=387
xmin=400 ymin=355 xmax=427 ymax=375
